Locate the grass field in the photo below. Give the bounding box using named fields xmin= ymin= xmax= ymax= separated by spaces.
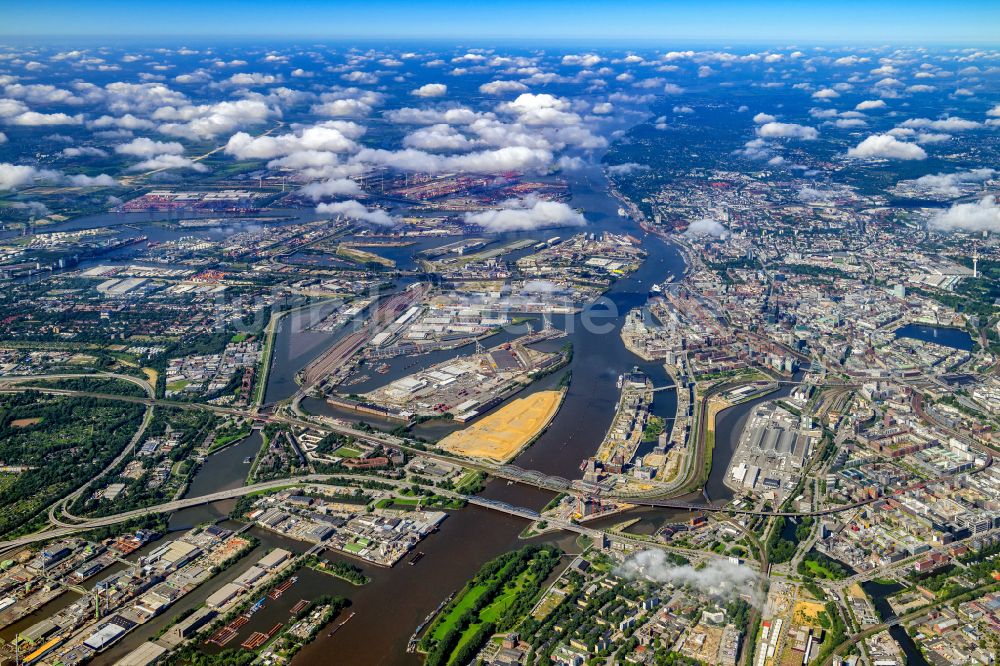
xmin=207 ymin=429 xmax=252 ymax=453
xmin=478 ymin=567 xmax=537 ymax=623
xmin=804 ymin=559 xmax=843 ymax=580
xmin=431 ymin=581 xmax=494 ymax=641
xmin=419 ymin=545 xmax=562 ymax=666
xmin=334 ymin=445 xmax=364 ymax=458
xmin=342 ymin=540 xmax=368 ymax=554
xmin=429 ymin=557 xmax=528 ymax=642
xmin=428 ymin=554 xmax=542 ymax=641
xmin=448 ymin=571 xmax=534 ymax=666
xmin=376 ymin=497 xmax=420 ymax=509
xmin=453 ymin=470 xmax=486 ymax=493
xmin=531 ymin=587 xmax=565 ymax=620
xmin=0 ymin=474 xmax=16 ymax=494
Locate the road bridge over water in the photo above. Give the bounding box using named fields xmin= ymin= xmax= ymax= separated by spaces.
xmin=3 ymin=375 xmax=993 ymax=546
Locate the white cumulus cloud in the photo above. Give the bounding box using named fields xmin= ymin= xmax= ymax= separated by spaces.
xmin=315 ymin=199 xmax=394 ymax=226
xmin=225 ymin=123 xmax=362 ymax=159
xmin=685 ymin=218 xmax=729 ymax=238
xmin=847 ymin=134 xmax=927 ymax=160
xmin=353 ymin=145 xmax=553 ymax=174
xmin=311 ymin=98 xmax=373 ymax=117
xmin=115 ymin=137 xmax=185 ymax=157
xmin=155 ymin=99 xmax=274 ymax=139
xmin=615 ymin=550 xmax=761 ymax=605
xmin=0 ymin=162 xmax=116 ymax=189
xmin=855 ymin=99 xmax=886 ymax=110
xmin=65 ymin=173 xmax=118 ymax=186
xmin=298 ymin=178 xmax=362 ymax=200
xmin=899 ymin=116 xmax=981 ymax=131
xmin=7 ymin=111 xmax=83 ymax=126
xmin=906 ymin=169 xmax=995 ymax=197
xmin=930 ymin=196 xmax=1000 ymax=232
xmin=411 ymin=83 xmax=448 ymax=98
xmin=127 ymin=154 xmax=207 ymax=172
xmin=479 ymin=80 xmax=528 ymax=95
xmin=756 ymin=122 xmax=818 ymax=140
xmin=463 ymin=196 xmax=586 ymax=232
xmin=562 ymin=54 xmax=603 ymax=67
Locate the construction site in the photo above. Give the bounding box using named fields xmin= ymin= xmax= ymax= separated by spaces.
xmin=437 ymin=389 xmax=566 ymax=464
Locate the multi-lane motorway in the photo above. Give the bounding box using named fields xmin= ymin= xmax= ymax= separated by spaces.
xmin=2 ymin=374 xmax=993 ymax=526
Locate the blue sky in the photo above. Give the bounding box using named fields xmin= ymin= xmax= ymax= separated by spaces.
xmin=3 ymin=0 xmax=999 ymax=43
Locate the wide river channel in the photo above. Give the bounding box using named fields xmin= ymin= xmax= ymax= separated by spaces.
xmin=19 ymin=164 xmax=796 ymax=665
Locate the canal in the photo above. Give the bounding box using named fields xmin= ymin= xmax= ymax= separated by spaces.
xmin=860 ymin=581 xmax=931 ymax=666
xmin=263 ymin=300 xmax=346 ymax=406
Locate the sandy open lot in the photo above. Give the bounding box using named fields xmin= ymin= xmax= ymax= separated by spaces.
xmin=438 ymin=389 xmax=565 ymax=463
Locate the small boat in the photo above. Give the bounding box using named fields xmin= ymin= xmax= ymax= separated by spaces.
xmin=649 ymin=283 xmax=663 ymax=295
xmin=243 ymin=456 xmax=253 ymax=464
xmin=616 ymin=374 xmax=624 ymax=389
xmin=328 ymin=611 xmax=356 ymax=637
